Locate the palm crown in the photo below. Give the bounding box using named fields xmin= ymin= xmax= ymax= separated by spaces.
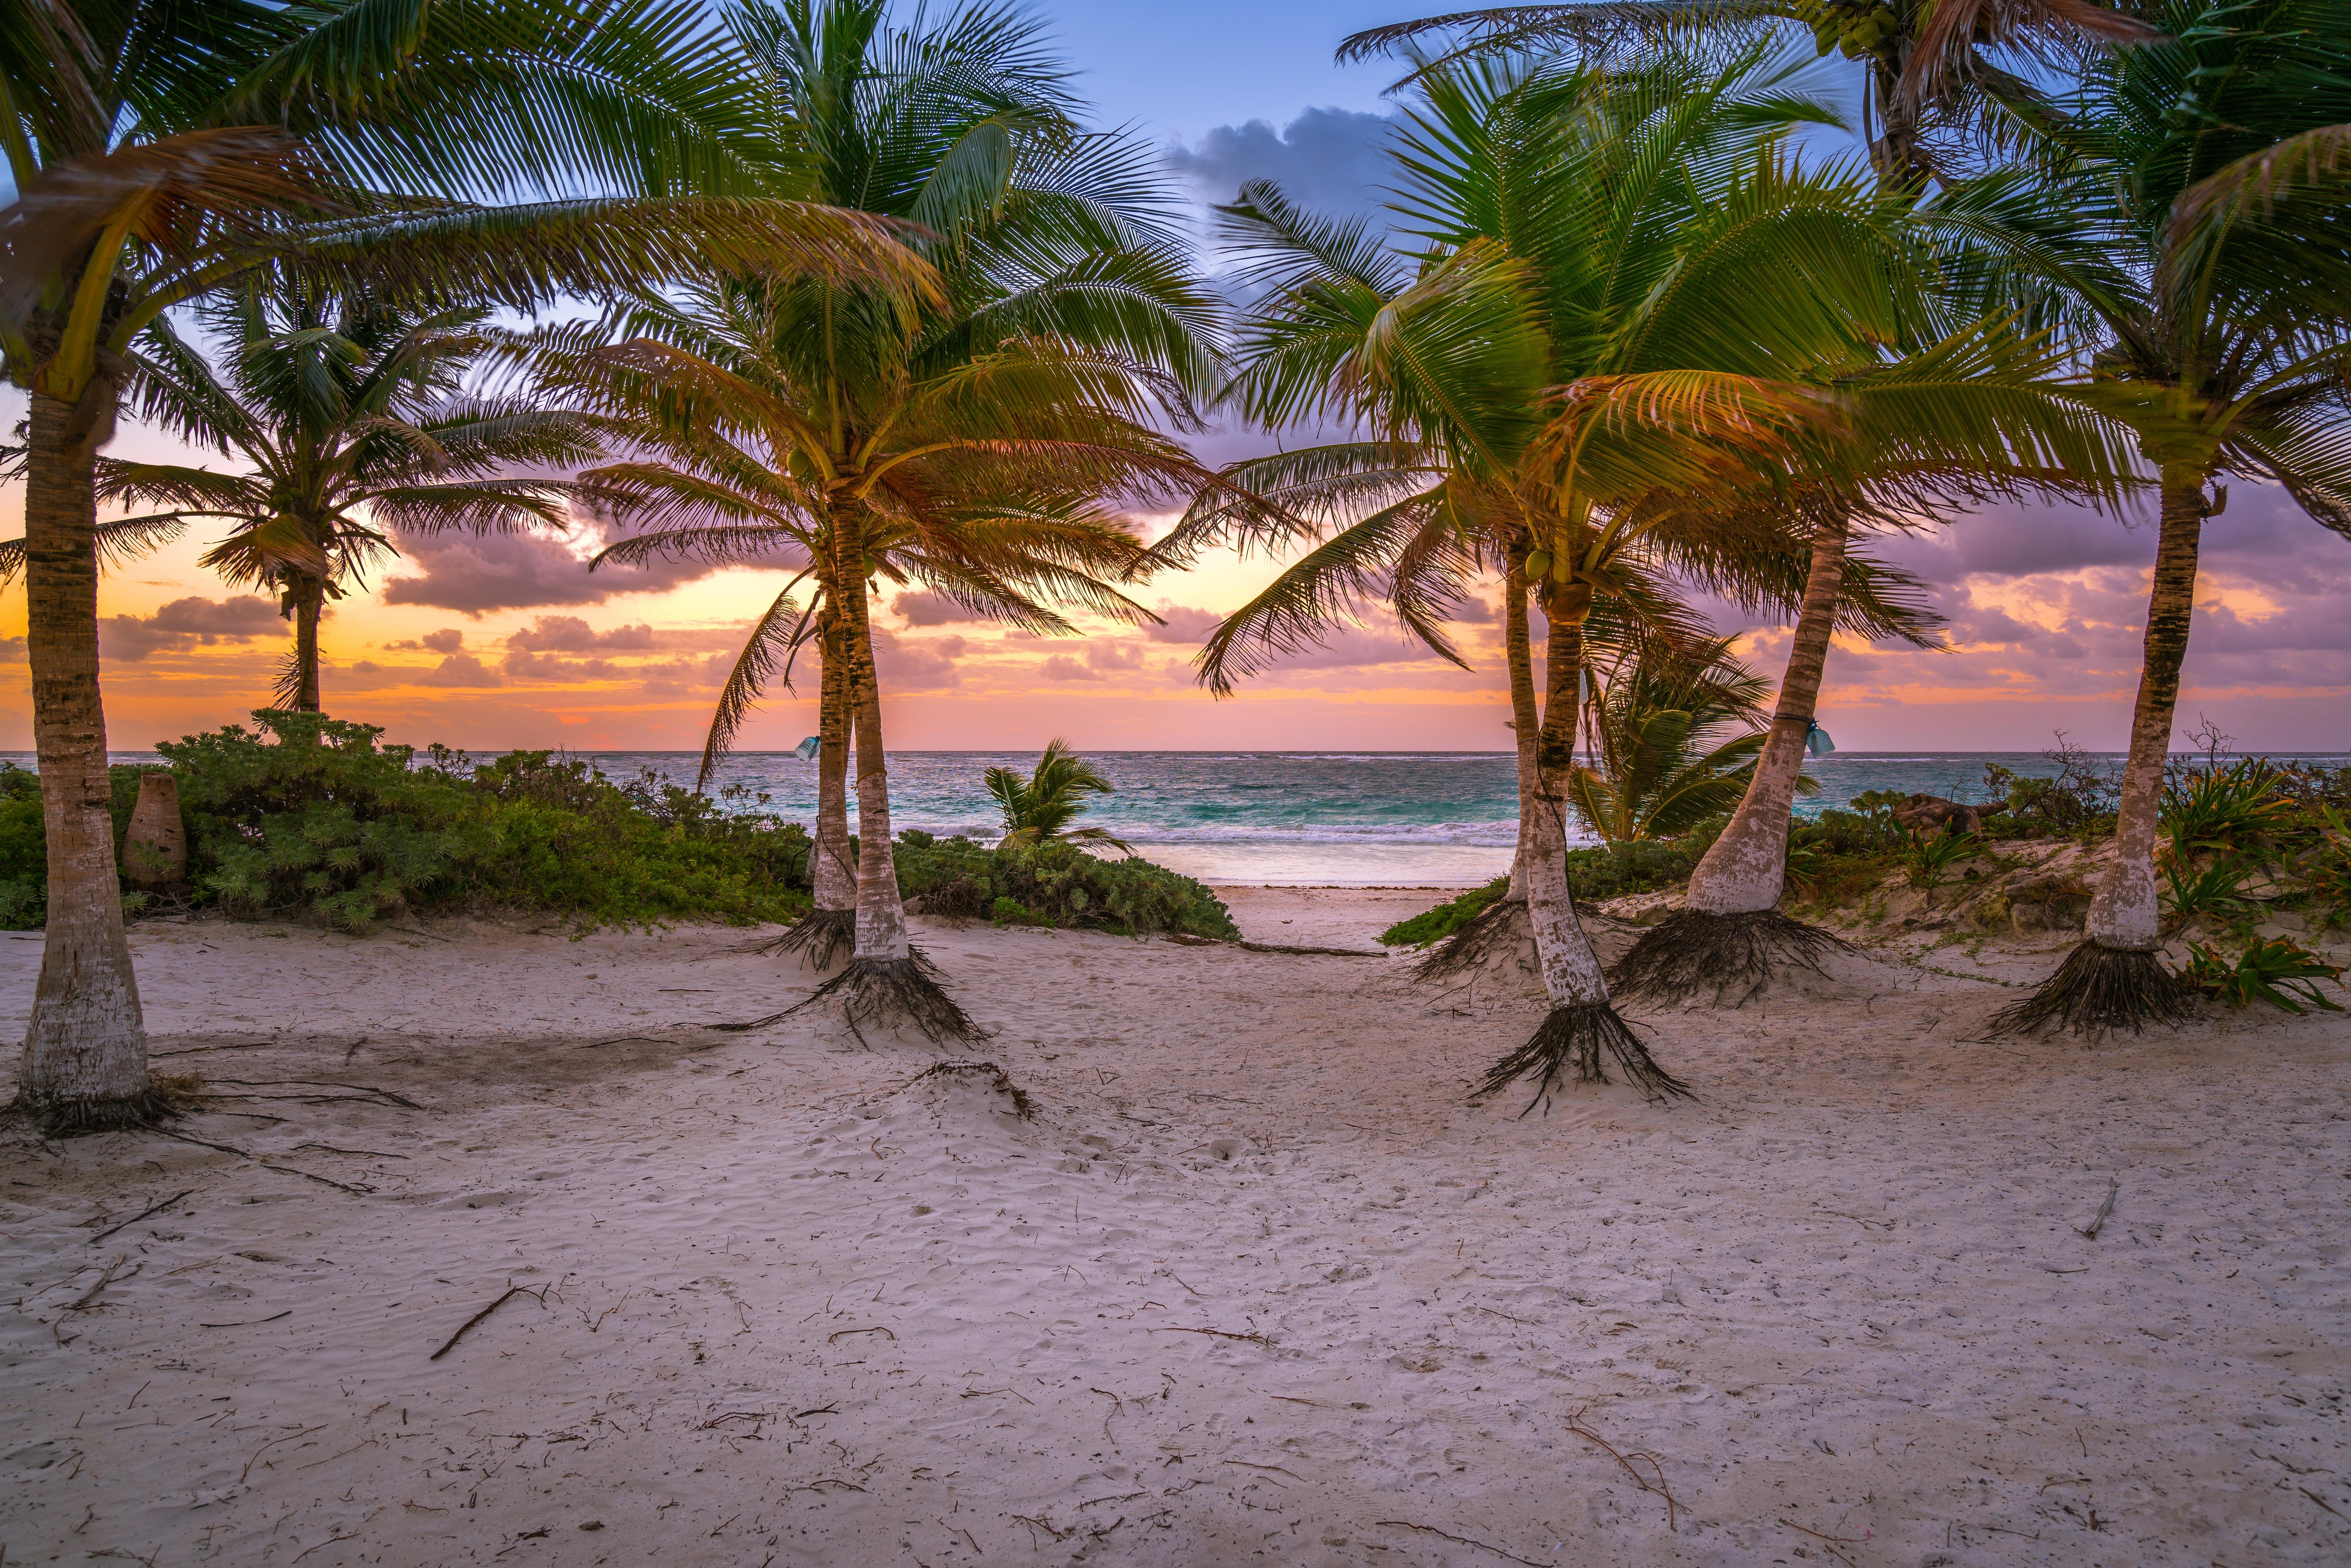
xmin=986 ymin=739 xmax=1132 ymax=852
xmin=94 ymin=285 xmax=597 ymax=709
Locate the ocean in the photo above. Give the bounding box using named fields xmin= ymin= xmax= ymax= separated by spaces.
xmin=39 ymin=747 xmax=2347 ymax=887
xmin=562 ymin=747 xmax=2351 ymax=886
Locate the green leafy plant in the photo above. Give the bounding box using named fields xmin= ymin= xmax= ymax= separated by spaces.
xmin=1901 ymin=828 xmax=1977 ymax=895
xmin=1382 ymin=877 xmax=1510 ymax=948
xmin=2179 ymin=937 xmax=2345 ymax=1015
xmin=891 ymin=834 xmax=1236 ymax=940
xmin=985 ymin=740 xmax=1132 ymax=853
xmin=2161 ymin=859 xmax=2253 ymax=926
xmin=2162 ymin=759 xmax=2294 ymax=865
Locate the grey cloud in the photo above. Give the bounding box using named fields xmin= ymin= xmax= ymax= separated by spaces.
xmin=380 ymin=531 xmax=717 ymax=615
xmin=895 ymin=591 xmax=989 ymax=627
xmin=1168 ymin=107 xmax=1400 ymax=227
xmin=101 ymin=595 xmax=283 ymax=662
xmin=871 ymin=628 xmax=963 ymax=690
xmin=412 ymin=652 xmax=503 ymax=688
xmin=1144 ymin=602 xmax=1222 ymax=644
xmin=508 ymin=615 xmax=659 ymax=653
xmin=384 ymin=628 xmax=466 ymax=653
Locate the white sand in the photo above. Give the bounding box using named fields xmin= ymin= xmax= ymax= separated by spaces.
xmin=2 ymin=892 xmax=2347 ymax=1568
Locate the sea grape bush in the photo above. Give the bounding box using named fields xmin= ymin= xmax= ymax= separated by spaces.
xmin=892 ymin=830 xmax=1239 ymax=940
xmin=151 ymin=712 xmax=813 ymax=933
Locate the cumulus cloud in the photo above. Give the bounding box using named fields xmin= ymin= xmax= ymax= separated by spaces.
xmin=412 ymin=652 xmax=503 ymax=688
xmin=1085 ymin=642 xmax=1148 ymax=673
xmin=507 ymin=615 xmax=659 ymax=653
xmin=1168 ymin=107 xmax=1400 ymax=227
xmin=0 ymin=637 xmax=22 ymax=661
xmin=101 ymin=595 xmax=283 ymax=662
xmin=1262 ymin=626 xmax=1446 ymax=673
xmin=1039 ymin=653 xmax=1098 ymax=682
xmin=503 ymin=650 xmax=625 ymax=682
xmin=1144 ymin=602 xmax=1222 ymax=644
xmin=871 ymin=628 xmax=964 ymax=689
xmin=895 ymin=591 xmax=990 ymax=627
xmin=379 ymin=532 xmax=718 ymax=615
xmin=384 ymin=627 xmax=467 ymax=653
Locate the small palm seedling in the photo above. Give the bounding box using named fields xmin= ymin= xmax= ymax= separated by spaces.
xmin=985 ymin=741 xmax=1132 ymax=855
xmin=2161 ymin=859 xmax=2253 ymax=928
xmin=2179 ymin=937 xmax=2345 ymax=1016
xmin=1901 ymin=827 xmax=1978 ymax=898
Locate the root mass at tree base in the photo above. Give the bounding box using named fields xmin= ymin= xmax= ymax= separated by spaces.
xmin=748 ymin=907 xmax=854 ymax=970
xmin=788 ymin=954 xmax=983 ymax=1043
xmin=1473 ymin=1002 xmax=1693 ymax=1115
xmin=1609 ymin=909 xmax=1855 ymax=1005
xmin=11 ymin=1086 xmax=186 ymax=1140
xmin=1412 ymin=897 xmax=1530 ymax=984
xmin=1987 ymin=940 xmax=2196 ymax=1037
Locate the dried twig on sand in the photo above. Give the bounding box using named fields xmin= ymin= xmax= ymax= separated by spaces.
xmin=1377 ymin=1519 xmax=1552 ymax=1566
xmin=2077 ymin=1174 xmax=2121 ymax=1239
xmin=429 ymin=1283 xmax=546 ymax=1361
xmin=1562 ymin=1403 xmax=1680 ymax=1530
xmin=90 ymin=1189 xmax=195 ymax=1244
xmin=1148 ymin=1326 xmax=1267 ymax=1344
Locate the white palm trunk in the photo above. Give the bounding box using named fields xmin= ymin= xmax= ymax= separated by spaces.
xmin=1681 ymin=512 xmax=1848 ymax=915
xmin=2087 ymin=476 xmax=2205 ymax=952
xmin=811 ymin=611 xmax=855 ymax=916
xmin=1503 ymin=555 xmax=1539 ymax=901
xmin=833 ymin=528 xmax=910 ymax=963
xmin=1527 ymin=586 xmax=1611 ymax=1003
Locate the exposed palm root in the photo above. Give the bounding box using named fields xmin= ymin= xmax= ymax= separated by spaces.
xmin=1987 ymin=940 xmax=2196 ymax=1038
xmin=1472 ymin=1002 xmax=1694 ymax=1116
xmin=1608 ymin=909 xmax=1855 ymax=1005
xmin=11 ymin=1083 xmax=189 ymax=1139
xmin=742 ymin=907 xmax=854 ymax=969
xmin=760 ymin=952 xmax=983 ymax=1044
xmin=1413 ymin=896 xmax=1531 ymax=983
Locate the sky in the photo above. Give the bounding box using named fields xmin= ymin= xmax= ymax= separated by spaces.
xmin=2 ymin=1 xmax=2348 ymax=758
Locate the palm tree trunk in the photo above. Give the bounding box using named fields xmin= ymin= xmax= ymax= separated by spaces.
xmin=1683 ymin=511 xmax=1848 ymax=915
xmin=1524 ymin=582 xmax=1608 ymax=1008
xmin=1503 ymin=553 xmax=1538 ymax=902
xmin=292 ymin=577 xmax=325 ymax=712
xmin=2088 ymin=475 xmax=2204 ymax=952
xmin=812 ymin=607 xmax=855 ymax=916
xmin=1474 ymin=578 xmax=1688 ymax=1110
xmin=1989 ymin=474 xmax=2204 ymax=1036
xmin=833 ymin=543 xmax=909 ymax=963
xmin=16 ymin=387 xmax=152 ymax=1129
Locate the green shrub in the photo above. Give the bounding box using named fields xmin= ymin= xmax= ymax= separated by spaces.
xmin=156 ymin=711 xmax=811 ymax=932
xmin=1381 ymin=876 xmax=1509 ymax=948
xmin=2180 ymin=935 xmax=2344 ymax=1015
xmin=892 ymin=832 xmax=1236 ymax=938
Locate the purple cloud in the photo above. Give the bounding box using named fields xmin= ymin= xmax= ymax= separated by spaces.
xmin=102 ymin=596 xmax=283 ymax=661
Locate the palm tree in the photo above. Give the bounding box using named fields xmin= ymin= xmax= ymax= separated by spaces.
xmin=96 ymin=284 xmax=596 ymax=712
xmin=549 ymin=0 xmax=1229 ymax=1039
xmin=1175 ymin=50 xmax=2128 ymax=1108
xmin=1337 ymin=0 xmax=2158 ymax=191
xmin=0 ymin=0 xmax=922 ymax=1132
xmin=1566 ymin=638 xmax=1779 ymax=842
xmin=987 ymin=740 xmax=1132 ymax=852
xmin=566 ymin=274 xmax=1177 ymax=978
xmin=1343 ymin=7 xmax=2157 ymax=1002
xmin=1981 ymin=1 xmax=2351 ymax=1032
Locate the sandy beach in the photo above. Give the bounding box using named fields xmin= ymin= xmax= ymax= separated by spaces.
xmin=2 ymin=891 xmax=2346 ymax=1567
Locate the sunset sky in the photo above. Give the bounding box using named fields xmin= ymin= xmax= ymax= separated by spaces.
xmin=4 ymin=0 xmax=2347 ymax=757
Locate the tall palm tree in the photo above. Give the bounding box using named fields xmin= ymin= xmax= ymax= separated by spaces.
xmin=1981 ymin=1 xmax=2351 ymax=1032
xmin=96 ymin=284 xmax=596 ymax=712
xmin=564 ymin=273 xmax=1181 ymax=982
xmin=0 ymin=0 xmax=922 ymax=1132
xmin=1344 ymin=6 xmax=2158 ymax=1001
xmin=1176 ymin=50 xmax=2128 ymax=1107
xmin=550 ymin=0 xmax=1229 ymax=1038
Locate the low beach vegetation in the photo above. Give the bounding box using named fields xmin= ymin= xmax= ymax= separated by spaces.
xmin=895 ymin=830 xmax=1237 ymax=940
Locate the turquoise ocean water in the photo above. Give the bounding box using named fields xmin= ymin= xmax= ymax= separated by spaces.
xmin=48 ymin=747 xmax=2346 ymax=887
